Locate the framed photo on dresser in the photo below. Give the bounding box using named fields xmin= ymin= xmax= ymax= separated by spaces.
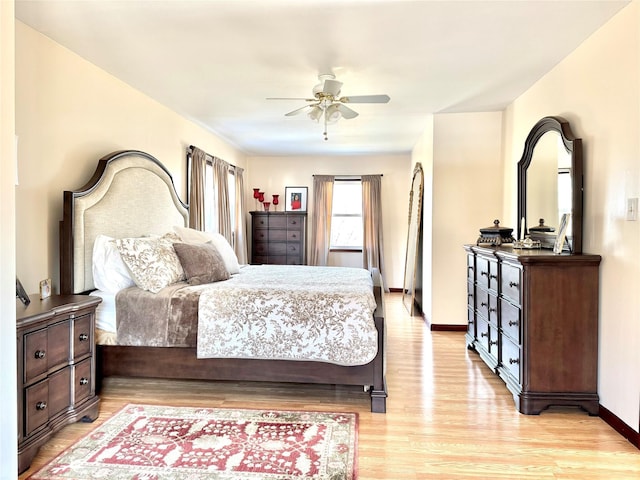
xmin=285 ymin=186 xmax=308 ymax=212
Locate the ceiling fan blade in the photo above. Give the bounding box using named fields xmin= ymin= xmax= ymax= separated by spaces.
xmin=267 ymin=97 xmax=316 ymax=101
xmin=339 ymin=94 xmax=390 ymax=104
xmin=337 ymin=104 xmax=359 ymax=119
xmin=284 ymin=105 xmax=313 ymax=116
xmin=323 ymin=79 xmax=343 ymax=96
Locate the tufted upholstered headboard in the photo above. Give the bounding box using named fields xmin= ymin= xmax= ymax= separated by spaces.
xmin=60 ymin=150 xmax=188 ymax=294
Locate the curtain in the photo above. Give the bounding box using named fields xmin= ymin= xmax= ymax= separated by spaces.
xmin=362 ymin=175 xmax=388 ymax=291
xmin=233 ymin=166 xmax=248 ymax=264
xmin=212 ymin=156 xmax=232 ymax=242
xmin=188 ymin=147 xmax=207 ymax=230
xmin=309 ymin=175 xmax=334 ymax=266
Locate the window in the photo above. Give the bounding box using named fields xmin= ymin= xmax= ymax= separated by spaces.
xmin=330 ymin=180 xmax=363 ymax=249
xmin=202 ymin=162 xmax=236 ymax=245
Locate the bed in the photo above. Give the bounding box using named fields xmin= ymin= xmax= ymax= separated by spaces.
xmin=59 ymin=150 xmax=387 ymax=412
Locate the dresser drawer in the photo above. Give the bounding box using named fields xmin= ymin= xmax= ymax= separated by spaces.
xmin=269 ymin=229 xmax=287 ymax=242
xmin=287 ymin=215 xmax=304 ymax=230
xmin=268 ymin=242 xmax=287 ymax=255
xmin=286 ymin=255 xmax=303 ymax=265
xmin=74 ymin=315 xmax=93 ymax=359
xmin=253 ymin=242 xmax=268 ymax=255
xmin=287 ymin=230 xmax=302 ymax=242
xmin=477 ymin=317 xmax=499 ymax=361
xmin=253 ymin=216 xmax=268 ymax=229
xmin=501 ymin=336 xmax=521 ymax=383
xmin=467 ymin=281 xmax=474 ymax=309
xmin=269 ymin=216 xmax=287 ymax=229
xmin=253 ymin=230 xmax=268 ymax=242
xmin=24 ymin=320 xmax=71 ymax=383
xmin=501 ymin=263 xmax=522 ymax=306
xmin=74 ymin=358 xmax=93 ymax=404
xmin=467 ymin=254 xmax=475 ymax=282
xmin=476 ymin=256 xmax=499 ymax=291
xmin=500 ymin=298 xmax=521 ymax=343
xmin=475 ymin=288 xmax=489 ymax=320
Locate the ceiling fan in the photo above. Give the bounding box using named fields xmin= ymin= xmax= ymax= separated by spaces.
xmin=267 ymin=74 xmax=390 ymax=140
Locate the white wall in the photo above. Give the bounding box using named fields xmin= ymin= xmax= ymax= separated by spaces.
xmin=0 ymin=2 xmax=18 ymax=477
xmin=504 ymin=1 xmax=640 ymax=431
xmin=432 ymin=112 xmax=504 ymax=326
xmin=245 ymin=155 xmax=411 ymax=289
xmin=15 ymin=22 xmax=246 ymax=295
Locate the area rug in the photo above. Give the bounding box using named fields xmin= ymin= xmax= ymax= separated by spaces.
xmin=28 ymin=404 xmax=358 ymax=480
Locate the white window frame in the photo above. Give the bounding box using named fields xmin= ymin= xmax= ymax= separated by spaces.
xmin=330 ymin=179 xmax=363 ymax=251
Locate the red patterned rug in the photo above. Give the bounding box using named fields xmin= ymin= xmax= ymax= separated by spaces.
xmin=28 ymin=404 xmax=358 ymax=479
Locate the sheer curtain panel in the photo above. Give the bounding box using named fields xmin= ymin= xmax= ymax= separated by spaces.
xmin=362 ymin=175 xmax=388 ymax=291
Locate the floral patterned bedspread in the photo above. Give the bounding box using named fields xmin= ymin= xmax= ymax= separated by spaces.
xmin=196 ymin=265 xmax=379 ymax=366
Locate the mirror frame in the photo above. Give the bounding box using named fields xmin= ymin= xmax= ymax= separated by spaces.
xmin=517 ymin=116 xmax=583 ymax=254
xmin=402 ymin=162 xmax=424 ymax=315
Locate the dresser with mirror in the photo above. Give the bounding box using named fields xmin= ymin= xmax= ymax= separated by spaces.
xmin=465 ymin=116 xmax=601 ymax=415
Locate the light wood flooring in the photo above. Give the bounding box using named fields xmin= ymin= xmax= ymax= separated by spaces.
xmin=19 ymin=293 xmax=640 ymax=479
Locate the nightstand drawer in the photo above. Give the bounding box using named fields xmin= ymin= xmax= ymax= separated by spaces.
xmin=74 ymin=358 xmax=93 ymax=403
xmin=74 ymin=314 xmax=93 ymax=359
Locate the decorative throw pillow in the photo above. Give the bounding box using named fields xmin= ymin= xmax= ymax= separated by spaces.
xmin=173 ymin=226 xmax=241 ymax=274
xmin=173 ymin=242 xmax=230 ymax=285
xmin=92 ymin=234 xmax=136 ymax=293
xmin=115 ymin=233 xmax=185 ymax=293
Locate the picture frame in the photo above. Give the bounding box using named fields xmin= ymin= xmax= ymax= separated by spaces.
xmin=16 ymin=278 xmax=30 ymax=305
xmin=553 ymin=213 xmax=571 ymax=254
xmin=285 ymin=186 xmax=308 ymax=212
xmin=39 ymin=278 xmax=52 ymax=300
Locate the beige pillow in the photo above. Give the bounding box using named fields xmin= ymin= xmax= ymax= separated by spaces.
xmin=115 ymin=233 xmax=185 ymax=293
xmin=173 ymin=226 xmax=240 ymax=274
xmin=173 ymin=242 xmax=230 ymax=285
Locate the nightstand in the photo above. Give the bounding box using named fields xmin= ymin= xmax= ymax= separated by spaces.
xmin=16 ymin=294 xmax=102 ymax=474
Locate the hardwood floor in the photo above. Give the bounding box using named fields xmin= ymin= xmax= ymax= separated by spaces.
xmin=18 ymin=293 xmax=640 ymax=479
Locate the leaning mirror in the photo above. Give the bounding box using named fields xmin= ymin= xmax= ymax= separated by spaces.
xmin=402 ymin=163 xmax=424 ymax=315
xmin=517 ymin=116 xmax=583 ymax=254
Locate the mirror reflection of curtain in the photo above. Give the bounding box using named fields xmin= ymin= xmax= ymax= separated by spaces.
xmin=309 ymin=175 xmax=335 ymax=265
xmin=362 ymin=175 xmax=388 ymax=291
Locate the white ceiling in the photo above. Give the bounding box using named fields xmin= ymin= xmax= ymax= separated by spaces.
xmin=16 ymin=0 xmax=629 ymax=157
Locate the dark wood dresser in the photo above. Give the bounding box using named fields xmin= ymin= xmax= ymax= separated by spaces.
xmin=17 ymin=294 xmax=102 ymax=473
xmin=465 ymin=245 xmax=601 ymax=415
xmin=251 ymin=211 xmax=307 ymax=265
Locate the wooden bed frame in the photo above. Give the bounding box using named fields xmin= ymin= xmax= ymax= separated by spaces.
xmin=59 ymin=150 xmax=387 ymax=413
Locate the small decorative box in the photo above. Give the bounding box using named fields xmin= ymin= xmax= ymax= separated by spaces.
xmin=476 ymin=219 xmax=515 ymax=246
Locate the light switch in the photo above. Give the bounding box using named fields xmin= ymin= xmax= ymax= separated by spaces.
xmin=626 ymin=197 xmax=638 ymax=221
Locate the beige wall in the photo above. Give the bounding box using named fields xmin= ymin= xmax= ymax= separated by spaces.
xmin=15 ymin=22 xmax=246 ymax=295
xmin=503 ymin=1 xmax=640 ymax=431
xmin=245 ymin=155 xmax=411 ymax=289
xmin=431 ymin=112 xmax=504 ymax=326
xmin=1 ymin=1 xmax=18 ymax=474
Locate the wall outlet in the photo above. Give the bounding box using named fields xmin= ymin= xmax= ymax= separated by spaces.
xmin=626 ymin=197 xmax=638 ymax=221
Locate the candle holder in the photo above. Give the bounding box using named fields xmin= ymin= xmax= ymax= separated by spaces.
xmin=253 ymin=188 xmax=261 ymax=211
xmin=263 ymin=201 xmax=271 ymax=212
xmin=272 ymin=194 xmax=280 ymax=211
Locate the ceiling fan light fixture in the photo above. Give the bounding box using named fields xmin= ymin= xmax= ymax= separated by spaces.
xmin=307 ymin=106 xmax=323 ymax=122
xmin=325 ymin=104 xmax=342 ymax=124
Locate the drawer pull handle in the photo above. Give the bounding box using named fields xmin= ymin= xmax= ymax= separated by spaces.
xmin=480 ymin=302 xmax=487 ymax=307
xmin=79 ymin=377 xmax=89 ymax=386
xmin=480 ymin=332 xmax=488 ymax=338
xmin=489 ymin=307 xmax=497 ymax=313
xmin=291 ymin=220 xmax=297 ymax=224
xmin=480 ymin=271 xmax=488 ymax=277
xmin=36 ymin=401 xmax=47 ymax=411
xmin=509 ymin=358 xmax=520 ymax=365
xmin=490 ymin=340 xmax=498 ymax=346
xmin=34 ymin=350 xmax=46 ymax=359
xmin=508 ymin=320 xmax=519 ymax=327
xmin=468 ymin=266 xmax=473 ymax=271
xmin=509 ymin=281 xmax=519 ymax=288
xmin=79 ymin=333 xmax=89 ymax=341
xmin=490 ymin=274 xmax=498 ymax=280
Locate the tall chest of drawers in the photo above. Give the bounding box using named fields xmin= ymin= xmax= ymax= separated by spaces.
xmin=465 ymin=245 xmax=601 ymax=415
xmin=251 ymin=211 xmax=307 ymax=265
xmin=17 ymin=294 xmax=102 ymax=473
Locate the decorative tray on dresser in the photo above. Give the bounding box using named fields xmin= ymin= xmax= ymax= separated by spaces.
xmin=464 ymin=245 xmax=601 ymax=415
xmin=16 ymin=294 xmax=102 ymax=474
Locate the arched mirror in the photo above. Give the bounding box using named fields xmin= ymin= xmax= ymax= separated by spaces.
xmin=402 ymin=163 xmax=424 ymax=315
xmin=517 ymin=116 xmax=583 ymax=254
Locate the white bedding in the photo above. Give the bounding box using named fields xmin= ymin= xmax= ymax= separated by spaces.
xmin=196 ymin=265 xmax=379 ymax=366
xmin=89 ymin=289 xmax=117 ymax=333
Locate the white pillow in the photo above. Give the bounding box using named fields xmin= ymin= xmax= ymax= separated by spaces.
xmin=173 ymin=226 xmax=240 ymax=274
xmin=115 ymin=233 xmax=186 ymax=293
xmin=92 ymin=235 xmax=135 ymax=294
